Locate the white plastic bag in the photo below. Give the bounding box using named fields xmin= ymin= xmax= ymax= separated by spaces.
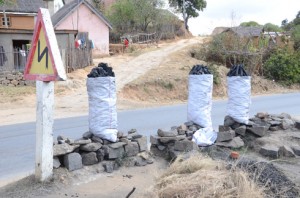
xmin=227 ymin=76 xmax=251 ymax=124
xmin=192 ymin=127 xmax=217 ymax=146
xmin=87 ymin=77 xmax=118 ymax=142
xmin=187 ymin=74 xmax=213 ymax=128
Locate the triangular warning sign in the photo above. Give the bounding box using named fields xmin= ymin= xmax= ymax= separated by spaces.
xmin=24 ymin=8 xmax=66 ymax=81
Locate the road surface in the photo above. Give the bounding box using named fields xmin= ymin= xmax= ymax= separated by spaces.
xmin=0 ymin=92 xmax=299 ymax=186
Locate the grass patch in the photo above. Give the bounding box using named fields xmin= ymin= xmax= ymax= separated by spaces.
xmin=0 ymin=85 xmax=35 ymax=103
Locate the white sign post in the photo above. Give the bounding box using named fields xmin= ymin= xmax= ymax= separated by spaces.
xmin=24 ymin=8 xmax=67 ymax=181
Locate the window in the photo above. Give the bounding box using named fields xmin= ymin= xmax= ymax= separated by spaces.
xmin=1 ymin=17 xmax=11 ymax=27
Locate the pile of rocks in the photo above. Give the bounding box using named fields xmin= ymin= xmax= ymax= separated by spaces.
xmin=0 ymin=72 xmax=32 ymax=86
xmin=53 ymin=129 xmax=152 ymax=173
xmin=150 ymin=122 xmax=200 ymax=160
xmin=217 ymin=112 xmax=300 ymax=159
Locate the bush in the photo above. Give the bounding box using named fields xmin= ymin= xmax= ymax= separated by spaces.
xmin=263 ymin=49 xmax=300 ymax=85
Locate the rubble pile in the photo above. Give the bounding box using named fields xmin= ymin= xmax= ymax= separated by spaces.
xmin=53 ymin=129 xmax=152 ymax=173
xmin=217 ymin=112 xmax=300 ymax=159
xmin=0 ymin=72 xmax=32 ymax=86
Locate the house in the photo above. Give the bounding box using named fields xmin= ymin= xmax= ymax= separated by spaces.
xmin=52 ymin=0 xmax=112 ymax=55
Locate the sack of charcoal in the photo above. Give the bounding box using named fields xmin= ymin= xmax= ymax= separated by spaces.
xmin=87 ymin=62 xmax=118 ymax=142
xmin=226 ymin=64 xmax=251 ymax=124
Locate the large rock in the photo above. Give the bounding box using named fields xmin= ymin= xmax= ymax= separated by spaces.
xmin=174 ymin=140 xmax=198 ymax=152
xmin=295 ymin=121 xmax=300 ymax=130
xmin=103 ymin=162 xmax=114 ymax=173
xmin=53 ymin=157 xmax=61 ymax=169
xmin=80 ymin=143 xmax=102 ymax=152
xmin=247 ymin=126 xmax=268 ymax=137
xmin=96 ymin=149 xmax=105 ymax=162
xmin=216 ymin=130 xmax=235 ymax=142
xmin=73 ymin=138 xmax=92 ymax=145
xmin=82 ymin=131 xmax=93 ymax=139
xmin=150 ymin=135 xmax=159 ymax=145
xmin=91 ymin=136 xmax=103 ymax=144
xmin=107 ymin=145 xmax=125 ymax=159
xmin=224 ymin=115 xmax=236 ymax=127
xmin=279 ymin=146 xmax=295 ymax=157
xmin=63 ymin=153 xmax=83 ymax=171
xmin=157 ymin=129 xmax=177 ymax=137
xmin=291 ymin=146 xmax=300 ymax=156
xmin=259 ymin=145 xmax=279 ymax=159
xmin=81 ymin=152 xmax=98 ymax=165
xmin=219 ymin=125 xmax=231 ymax=132
xmin=235 ymin=125 xmax=246 ymax=136
xmin=124 ymin=142 xmax=139 ymax=157
xmin=53 ymin=143 xmax=79 ymax=156
xmin=281 ymin=119 xmax=295 ymax=130
xmin=215 ymin=137 xmax=244 ymax=149
xmin=133 ymin=136 xmax=147 ymax=152
xmin=109 ymin=142 xmax=126 ymax=149
xmin=158 ymin=135 xmax=186 ymax=144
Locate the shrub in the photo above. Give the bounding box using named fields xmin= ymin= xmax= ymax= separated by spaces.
xmin=263 ymin=49 xmax=300 ymax=85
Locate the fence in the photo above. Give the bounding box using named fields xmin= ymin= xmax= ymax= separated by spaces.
xmin=0 ymin=48 xmax=92 ymax=75
xmin=120 ymin=32 xmax=157 ymax=45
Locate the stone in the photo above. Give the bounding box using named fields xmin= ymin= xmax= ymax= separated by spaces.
xmin=63 ymin=153 xmax=83 ymax=171
xmin=124 ymin=142 xmax=139 ymax=157
xmin=256 ymin=112 xmax=268 ymax=119
xmin=281 ymin=119 xmax=295 ymax=130
xmin=53 ymin=157 xmax=61 ymax=168
xmin=269 ymin=121 xmax=281 ymax=126
xmin=120 ymin=138 xmax=131 ymax=144
xmin=158 ymin=135 xmax=186 ymax=144
xmin=150 ymin=145 xmax=168 ymax=158
xmin=150 ymin=135 xmax=159 ymax=145
xmin=269 ymin=126 xmax=279 ymax=131
xmin=157 ymin=129 xmax=177 ymax=137
xmin=219 ymin=125 xmax=231 ymax=132
xmin=91 ymin=136 xmax=103 ymax=144
xmin=103 ymin=162 xmax=114 ymax=173
xmin=291 ymin=146 xmax=300 ymax=156
xmin=178 ymin=129 xmax=186 ymax=135
xmin=132 ymin=134 xmax=143 ymax=139
xmin=279 ymin=146 xmax=295 ymax=157
xmin=259 ymin=145 xmax=279 ymax=159
xmin=186 ymin=131 xmax=194 ymax=137
xmin=11 ymin=80 xmax=18 ymax=86
xmin=215 ymin=137 xmax=244 ymax=149
xmin=280 ymin=113 xmax=292 ymax=119
xmin=295 ymin=121 xmax=300 ymax=130
xmin=188 ymin=125 xmax=198 ymax=132
xmin=122 ymin=157 xmax=137 ymax=167
xmin=53 ymin=143 xmax=79 ymax=156
xmin=178 ymin=124 xmax=188 ymax=131
xmin=2 ymin=79 xmax=10 ymax=85
xmin=157 ymin=145 xmax=166 ymax=151
xmin=174 ymin=140 xmax=198 ymax=152
xmin=81 ymin=152 xmax=98 ymax=165
xmin=6 ymin=74 xmax=14 ymax=80
xmin=57 ymin=135 xmax=68 ymax=142
xmin=128 ymin=129 xmax=137 ymax=134
xmin=184 ymin=121 xmax=194 ymax=127
xmin=107 ymin=146 xmax=125 ymax=159
xmin=168 ymin=149 xmax=181 ymax=160
xmin=135 ymin=156 xmax=148 ymax=166
xmin=247 ymin=126 xmax=268 ymax=137
xmin=96 ymin=149 xmax=105 ymax=162
xmin=82 ymin=131 xmax=93 ymax=139
xmin=171 ymin=126 xmax=178 ymax=131
xmin=80 ymin=143 xmax=102 ymax=152
xmin=73 ymin=138 xmax=92 ymax=145
xmin=216 ymin=130 xmax=235 ymax=142
xmin=117 ymin=131 xmax=123 ymax=138
xmin=224 ymin=115 xmax=236 ymax=127
xmin=235 ymin=125 xmax=246 ymax=136
xmin=134 ymin=136 xmax=147 ymax=152
xmin=109 ymin=142 xmax=126 ymax=149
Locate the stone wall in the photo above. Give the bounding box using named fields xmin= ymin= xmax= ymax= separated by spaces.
xmin=0 ymin=72 xmax=33 ymax=87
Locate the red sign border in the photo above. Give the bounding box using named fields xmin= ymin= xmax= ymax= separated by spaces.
xmin=24 ymin=9 xmax=59 ymax=81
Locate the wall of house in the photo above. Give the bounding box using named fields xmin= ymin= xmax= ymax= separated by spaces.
xmin=55 ymin=4 xmax=110 ymax=55
xmin=0 ymin=15 xmax=35 ymax=30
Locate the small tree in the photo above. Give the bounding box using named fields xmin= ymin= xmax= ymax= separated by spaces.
xmin=263 ymin=23 xmax=283 ymax=32
xmin=240 ymin=21 xmax=262 ymax=27
xmin=168 ymin=0 xmax=206 ymax=31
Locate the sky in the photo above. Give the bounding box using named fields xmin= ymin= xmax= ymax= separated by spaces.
xmin=173 ymin=0 xmax=300 ymax=35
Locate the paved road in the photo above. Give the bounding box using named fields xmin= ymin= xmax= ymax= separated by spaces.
xmin=0 ymin=92 xmax=299 ymax=185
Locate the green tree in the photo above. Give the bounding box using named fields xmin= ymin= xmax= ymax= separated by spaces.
xmin=168 ymin=0 xmax=207 ymax=31
xmin=239 ymin=21 xmax=262 ymax=27
xmin=263 ymin=23 xmax=283 ymax=32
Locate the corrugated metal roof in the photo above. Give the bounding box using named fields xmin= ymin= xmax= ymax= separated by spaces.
xmin=0 ymin=0 xmax=46 ymax=13
xmin=226 ymin=26 xmax=263 ymax=37
xmin=51 ymin=0 xmax=112 ymax=29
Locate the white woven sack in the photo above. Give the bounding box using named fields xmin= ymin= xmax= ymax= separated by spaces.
xmin=187 ymin=74 xmax=213 ymax=128
xmin=227 ymin=76 xmax=251 ymax=124
xmin=87 ymin=77 xmax=118 ymax=142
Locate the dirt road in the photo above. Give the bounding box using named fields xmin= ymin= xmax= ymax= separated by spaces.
xmin=0 ymin=37 xmax=202 ymax=125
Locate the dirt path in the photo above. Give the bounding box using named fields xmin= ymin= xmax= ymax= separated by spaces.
xmin=0 ymin=38 xmax=202 ymax=126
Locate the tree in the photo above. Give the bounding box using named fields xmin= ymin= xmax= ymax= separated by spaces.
xmin=263 ymin=23 xmax=283 ymax=32
xmin=169 ymin=0 xmax=207 ymax=31
xmin=239 ymin=21 xmax=262 ymax=27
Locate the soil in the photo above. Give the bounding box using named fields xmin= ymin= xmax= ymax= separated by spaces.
xmin=1 ymin=36 xmax=300 ymax=197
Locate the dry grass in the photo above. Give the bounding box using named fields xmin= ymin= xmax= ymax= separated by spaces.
xmin=153 ymin=153 xmax=264 ymax=198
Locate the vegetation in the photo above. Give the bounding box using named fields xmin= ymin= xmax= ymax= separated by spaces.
xmin=263 ymin=23 xmax=283 ymax=32
xmin=282 ymin=10 xmax=300 ymax=50
xmin=240 ymin=21 xmax=262 ymax=27
xmin=168 ymin=0 xmax=207 ymax=30
xmin=263 ymin=49 xmax=300 ymax=85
